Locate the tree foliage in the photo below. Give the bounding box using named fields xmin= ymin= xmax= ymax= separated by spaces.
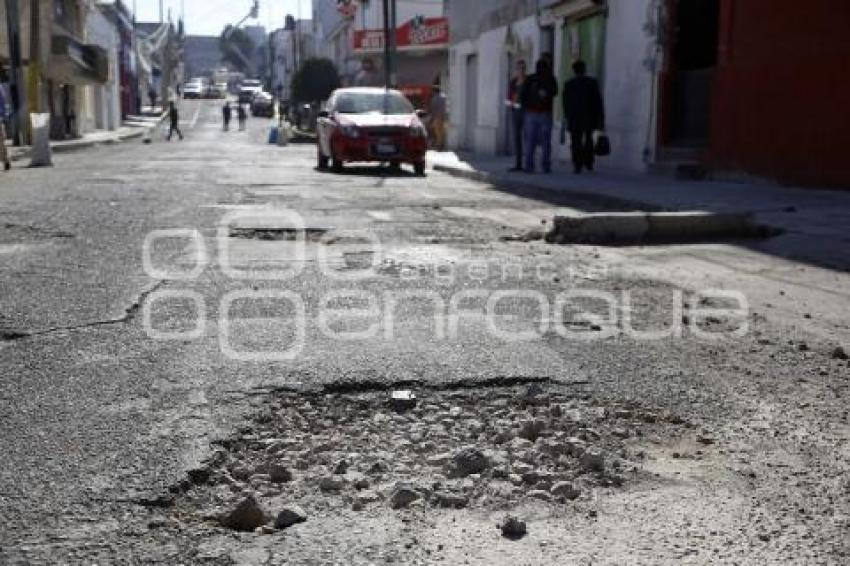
xmin=291 ymin=58 xmax=340 ymax=103
xmin=220 ymin=26 xmax=255 ymax=74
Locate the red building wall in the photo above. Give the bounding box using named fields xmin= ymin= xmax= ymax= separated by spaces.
xmin=709 ymin=0 xmax=850 ymax=188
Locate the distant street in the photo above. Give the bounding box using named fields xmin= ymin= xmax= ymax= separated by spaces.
xmin=1 ymin=99 xmax=848 ymax=564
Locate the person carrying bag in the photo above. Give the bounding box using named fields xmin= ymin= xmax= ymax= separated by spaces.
xmin=562 ymin=60 xmax=606 ymax=174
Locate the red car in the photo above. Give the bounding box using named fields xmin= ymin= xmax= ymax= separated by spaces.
xmin=317 ymin=87 xmax=428 ymax=175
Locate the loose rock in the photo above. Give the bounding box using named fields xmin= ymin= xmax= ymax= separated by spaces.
xmin=222 ymin=495 xmax=269 ymax=532
xmin=274 ymin=505 xmax=307 ymax=529
xmin=833 ymin=346 xmax=849 ymax=360
xmin=390 ymin=482 xmax=421 ymax=509
xmin=448 ymin=447 xmax=489 ymax=478
xmin=550 ymin=481 xmax=581 ymax=500
xmin=389 ymin=390 xmax=417 ymax=412
xmin=268 ymin=464 xmax=293 ymax=484
xmin=500 ymin=516 xmax=528 ymax=539
xmin=433 ymin=491 xmax=469 ymax=509
xmin=517 ymin=419 xmax=547 ymax=442
xmin=580 ymin=449 xmax=606 ymax=473
xmin=319 ymin=476 xmax=344 ymax=493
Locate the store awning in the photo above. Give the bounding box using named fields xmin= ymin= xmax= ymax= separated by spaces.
xmin=540 ymin=0 xmax=607 ymax=24
xmin=49 ymin=34 xmax=109 ymax=85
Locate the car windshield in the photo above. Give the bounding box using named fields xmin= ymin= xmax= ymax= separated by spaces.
xmin=335 ymin=92 xmax=413 ymax=115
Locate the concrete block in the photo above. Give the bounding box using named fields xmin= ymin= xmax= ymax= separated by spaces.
xmin=547 ymin=213 xmax=650 ymax=244
xmin=646 ymin=211 xmax=758 ymax=241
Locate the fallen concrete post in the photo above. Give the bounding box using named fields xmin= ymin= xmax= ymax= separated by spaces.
xmin=545 ymin=211 xmax=775 ymax=245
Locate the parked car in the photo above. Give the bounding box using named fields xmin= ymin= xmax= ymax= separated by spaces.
xmin=210 ymin=82 xmax=228 ymax=99
xmin=238 ymin=79 xmax=263 ymax=104
xmin=183 ymin=81 xmax=205 ymax=99
xmin=316 ymin=87 xmax=428 ymax=175
xmin=251 ymin=92 xmax=275 ymax=117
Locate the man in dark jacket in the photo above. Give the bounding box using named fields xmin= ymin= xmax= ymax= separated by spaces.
xmin=562 ymin=60 xmax=605 ymax=173
xmin=520 ymin=58 xmax=558 ymax=174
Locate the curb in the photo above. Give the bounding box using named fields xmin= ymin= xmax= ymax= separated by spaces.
xmin=431 ymin=162 xmax=778 ymax=244
xmin=432 ymin=163 xmax=660 ymax=212
xmin=6 ymin=111 xmax=167 ymax=163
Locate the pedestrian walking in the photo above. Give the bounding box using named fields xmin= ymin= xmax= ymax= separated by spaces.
xmin=520 ymin=58 xmax=558 ymax=174
xmin=562 ymin=60 xmax=605 ymax=174
xmin=237 ymin=104 xmax=247 ymax=131
xmin=0 ymin=86 xmax=10 ymax=171
xmin=148 ymin=87 xmax=158 ymax=111
xmin=0 ymin=122 xmax=10 ymax=171
xmin=167 ymin=101 xmax=183 ymax=141
xmin=222 ymin=102 xmax=232 ymax=131
xmin=428 ymin=86 xmax=448 ymax=151
xmin=506 ymin=59 xmax=527 ymax=171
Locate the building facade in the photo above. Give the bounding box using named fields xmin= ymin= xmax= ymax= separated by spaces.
xmin=312 ymin=0 xmax=359 ymax=85
xmin=81 ymin=4 xmax=121 ymax=132
xmin=1 ymin=0 xmax=111 ymax=141
xmin=183 ymin=35 xmax=221 ymax=80
xmin=448 ymin=0 xmax=850 ymax=187
xmin=97 ymin=0 xmax=139 ymax=120
xmin=270 ymin=19 xmax=315 ymax=102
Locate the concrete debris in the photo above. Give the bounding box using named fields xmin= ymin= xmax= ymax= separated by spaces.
xmin=222 ymin=495 xmax=269 ymax=532
xmin=274 ymin=505 xmax=308 ymax=529
xmin=390 ymin=482 xmax=422 ymax=509
xmin=500 ymin=516 xmax=527 ymax=539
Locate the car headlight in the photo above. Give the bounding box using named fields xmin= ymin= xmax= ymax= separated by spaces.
xmin=410 ymin=123 xmax=428 ymax=138
xmin=340 ymin=125 xmax=361 ymax=138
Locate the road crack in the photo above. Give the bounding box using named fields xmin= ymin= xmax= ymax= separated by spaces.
xmin=0 ymin=280 xmax=165 ymax=341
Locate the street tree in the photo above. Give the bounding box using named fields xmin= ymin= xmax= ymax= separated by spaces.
xmin=220 ymin=26 xmax=255 ymax=75
xmin=291 ymin=58 xmax=340 ymax=103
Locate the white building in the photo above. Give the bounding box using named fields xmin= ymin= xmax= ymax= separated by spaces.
xmin=81 ymin=5 xmax=121 ymax=132
xmin=270 ymin=20 xmax=315 ymax=101
xmin=447 ymin=0 xmax=662 ymax=173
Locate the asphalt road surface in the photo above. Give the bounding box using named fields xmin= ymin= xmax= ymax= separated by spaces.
xmin=1 ymin=100 xmax=848 ymax=564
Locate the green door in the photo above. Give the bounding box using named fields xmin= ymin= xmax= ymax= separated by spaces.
xmin=558 ymin=13 xmax=607 ymax=118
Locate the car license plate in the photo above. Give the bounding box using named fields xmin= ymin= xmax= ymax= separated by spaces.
xmin=375 ymin=143 xmax=397 ymax=155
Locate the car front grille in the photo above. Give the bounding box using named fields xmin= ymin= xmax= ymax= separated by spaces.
xmin=362 ymin=126 xmax=409 ymax=138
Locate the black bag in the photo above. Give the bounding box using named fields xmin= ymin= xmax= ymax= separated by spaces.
xmin=594 ymin=132 xmax=611 ymax=156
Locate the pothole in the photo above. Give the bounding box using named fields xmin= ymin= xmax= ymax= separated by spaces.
xmin=159 ymin=381 xmax=692 ymax=536
xmin=0 ymin=329 xmax=30 ymax=341
xmin=228 ymin=227 xmax=329 ymax=242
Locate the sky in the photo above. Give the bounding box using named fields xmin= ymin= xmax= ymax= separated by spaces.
xmin=134 ymin=0 xmax=313 ymax=36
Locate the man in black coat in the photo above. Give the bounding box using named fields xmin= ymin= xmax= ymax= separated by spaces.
xmin=562 ymin=60 xmax=605 ymax=173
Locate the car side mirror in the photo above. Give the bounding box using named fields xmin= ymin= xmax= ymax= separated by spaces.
xmin=416 ymin=109 xmax=428 ymax=118
xmin=318 ymin=110 xmax=330 ymax=119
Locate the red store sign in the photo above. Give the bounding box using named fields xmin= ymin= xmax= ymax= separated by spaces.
xmin=354 ymin=17 xmax=449 ymax=51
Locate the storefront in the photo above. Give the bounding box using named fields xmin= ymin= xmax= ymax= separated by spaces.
xmin=352 ymin=17 xmax=449 ymax=108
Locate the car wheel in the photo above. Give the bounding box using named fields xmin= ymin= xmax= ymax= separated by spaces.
xmin=317 ymin=146 xmax=329 ymax=170
xmin=414 ymin=162 xmax=426 ymax=176
xmin=388 ymin=162 xmax=401 ymax=172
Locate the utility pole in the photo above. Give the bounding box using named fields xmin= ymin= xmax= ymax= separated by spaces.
xmin=4 ymin=0 xmax=24 ymax=145
xmin=382 ymin=0 xmax=390 ymax=89
xmin=28 ymin=0 xmax=41 ymax=115
xmin=389 ymin=0 xmax=397 ymax=88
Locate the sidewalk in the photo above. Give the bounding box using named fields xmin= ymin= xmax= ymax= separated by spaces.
xmin=428 ymin=150 xmax=850 ymax=270
xmin=6 ymin=110 xmax=167 ymax=164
